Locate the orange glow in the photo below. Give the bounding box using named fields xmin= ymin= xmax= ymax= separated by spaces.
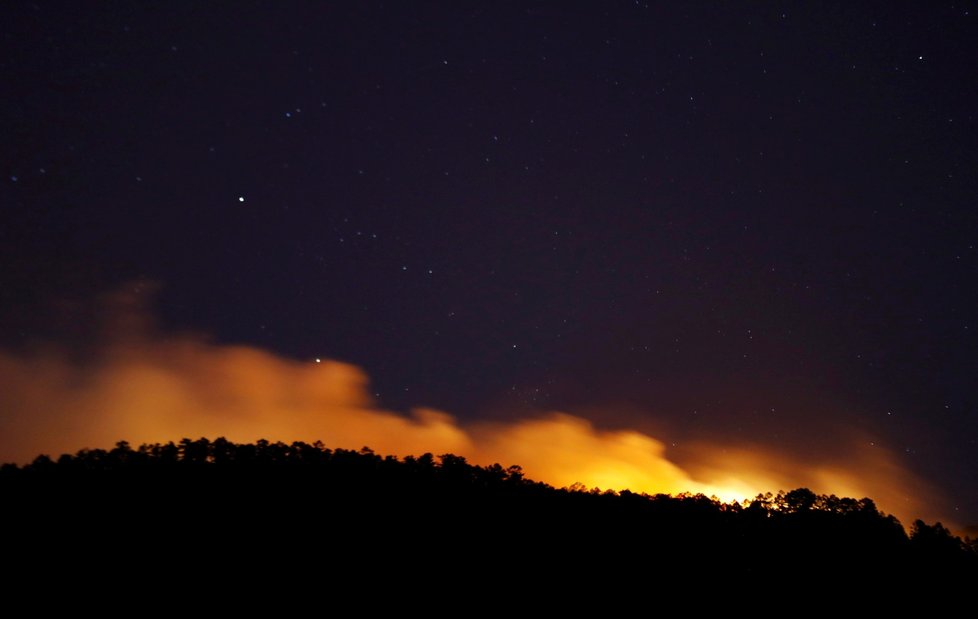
xmin=0 ymin=294 xmax=944 ymax=528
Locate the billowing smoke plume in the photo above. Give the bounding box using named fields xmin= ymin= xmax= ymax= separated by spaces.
xmin=0 ymin=286 xmax=943 ymax=527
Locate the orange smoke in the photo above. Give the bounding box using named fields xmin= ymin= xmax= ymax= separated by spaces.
xmin=0 ymin=292 xmax=943 ymax=527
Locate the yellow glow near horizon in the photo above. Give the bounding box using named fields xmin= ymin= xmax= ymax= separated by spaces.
xmin=0 ymin=316 xmax=944 ymax=529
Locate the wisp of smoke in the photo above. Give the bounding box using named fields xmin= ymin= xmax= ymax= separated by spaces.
xmin=0 ymin=287 xmax=943 ymax=527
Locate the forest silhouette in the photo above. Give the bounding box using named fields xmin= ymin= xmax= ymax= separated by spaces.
xmin=2 ymin=437 xmax=975 ymax=591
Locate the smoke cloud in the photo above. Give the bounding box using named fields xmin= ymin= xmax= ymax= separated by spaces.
xmin=0 ymin=287 xmax=944 ymax=527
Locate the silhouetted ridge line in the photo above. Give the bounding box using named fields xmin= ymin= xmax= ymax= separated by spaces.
xmin=1 ymin=437 xmax=975 ymax=583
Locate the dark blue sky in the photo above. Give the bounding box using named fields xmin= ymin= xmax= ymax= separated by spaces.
xmin=2 ymin=2 xmax=976 ymax=522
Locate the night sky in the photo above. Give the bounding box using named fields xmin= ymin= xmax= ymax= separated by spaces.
xmin=3 ymin=2 xmax=977 ymax=524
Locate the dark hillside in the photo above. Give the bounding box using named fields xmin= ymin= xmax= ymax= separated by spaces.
xmin=2 ymin=438 xmax=974 ymax=595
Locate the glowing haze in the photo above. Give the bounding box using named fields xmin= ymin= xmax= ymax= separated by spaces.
xmin=0 ymin=290 xmax=941 ymax=527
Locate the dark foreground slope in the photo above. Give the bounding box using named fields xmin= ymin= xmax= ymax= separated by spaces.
xmin=2 ymin=438 xmax=975 ymax=597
